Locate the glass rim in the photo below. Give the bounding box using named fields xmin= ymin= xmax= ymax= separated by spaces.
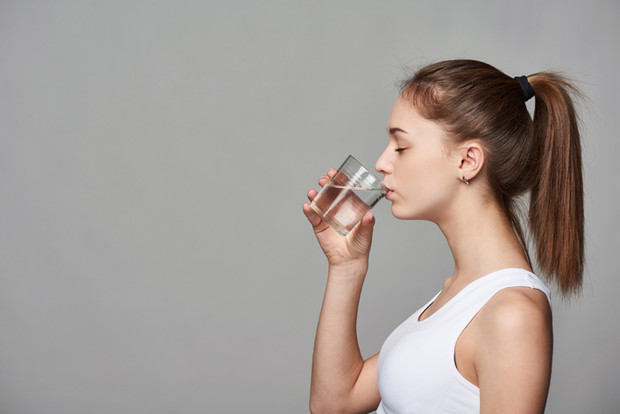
xmin=331 ymin=154 xmax=384 ymax=192
xmin=339 ymin=154 xmax=383 ymax=182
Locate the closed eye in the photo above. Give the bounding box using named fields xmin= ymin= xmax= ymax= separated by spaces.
xmin=395 ymin=147 xmax=407 ymax=153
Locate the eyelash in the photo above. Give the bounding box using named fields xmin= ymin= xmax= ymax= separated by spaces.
xmin=395 ymin=147 xmax=407 ymax=153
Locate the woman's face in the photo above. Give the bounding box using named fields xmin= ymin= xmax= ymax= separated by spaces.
xmin=375 ymin=96 xmax=461 ymax=222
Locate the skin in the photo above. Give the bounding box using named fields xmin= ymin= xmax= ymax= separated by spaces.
xmin=303 ymin=96 xmax=553 ymax=414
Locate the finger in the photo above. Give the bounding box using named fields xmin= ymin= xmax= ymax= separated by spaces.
xmin=349 ymin=211 xmax=375 ymax=249
xmin=318 ymin=169 xmax=337 ymax=188
xmin=302 ymin=202 xmax=325 ymax=228
xmin=318 ymin=176 xmax=330 ymax=187
xmin=357 ymin=211 xmax=375 ymax=232
xmin=307 ymin=188 xmax=318 ymax=202
xmin=362 ymin=211 xmax=375 ymax=227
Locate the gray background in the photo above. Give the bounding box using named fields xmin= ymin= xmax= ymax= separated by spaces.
xmin=1 ymin=1 xmax=618 ymax=413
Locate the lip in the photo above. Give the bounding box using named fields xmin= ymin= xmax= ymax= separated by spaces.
xmin=381 ymin=183 xmax=394 ymax=200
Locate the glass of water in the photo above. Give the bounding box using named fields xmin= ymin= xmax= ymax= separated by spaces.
xmin=310 ymin=155 xmax=386 ymax=236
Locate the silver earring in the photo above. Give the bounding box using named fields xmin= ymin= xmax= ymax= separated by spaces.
xmin=462 ymin=176 xmax=469 ymax=185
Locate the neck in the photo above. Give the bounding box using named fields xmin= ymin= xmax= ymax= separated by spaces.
xmin=436 ymin=193 xmax=531 ymax=285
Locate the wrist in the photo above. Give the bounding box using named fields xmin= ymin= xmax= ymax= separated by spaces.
xmin=328 ymin=259 xmax=369 ymax=279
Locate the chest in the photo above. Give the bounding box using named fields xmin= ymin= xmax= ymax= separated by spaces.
xmin=377 ymin=312 xmax=480 ymax=413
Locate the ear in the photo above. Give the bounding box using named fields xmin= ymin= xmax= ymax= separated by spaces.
xmin=457 ymin=140 xmax=485 ymax=182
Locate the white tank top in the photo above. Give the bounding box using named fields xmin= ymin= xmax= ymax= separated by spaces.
xmin=376 ymin=268 xmax=550 ymax=414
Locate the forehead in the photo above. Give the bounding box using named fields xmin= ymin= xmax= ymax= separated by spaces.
xmin=388 ymin=96 xmax=416 ymax=125
xmin=387 ymin=96 xmax=444 ymax=137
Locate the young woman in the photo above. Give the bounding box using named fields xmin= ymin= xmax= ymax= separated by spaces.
xmin=302 ymin=59 xmax=584 ymax=414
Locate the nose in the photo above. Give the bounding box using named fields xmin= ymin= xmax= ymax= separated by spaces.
xmin=375 ymin=146 xmax=392 ymax=175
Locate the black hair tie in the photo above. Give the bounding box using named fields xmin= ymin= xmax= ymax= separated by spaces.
xmin=514 ymin=75 xmax=535 ymax=102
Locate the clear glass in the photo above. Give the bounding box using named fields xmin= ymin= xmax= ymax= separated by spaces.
xmin=310 ymin=155 xmax=386 ymax=236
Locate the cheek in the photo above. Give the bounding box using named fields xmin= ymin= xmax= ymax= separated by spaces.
xmin=393 ymin=156 xmax=455 ymax=218
xmin=399 ymin=155 xmax=449 ymax=194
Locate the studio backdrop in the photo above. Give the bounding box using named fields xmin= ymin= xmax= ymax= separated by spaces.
xmin=1 ymin=1 xmax=618 ymax=413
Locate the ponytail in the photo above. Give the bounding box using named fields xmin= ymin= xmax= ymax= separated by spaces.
xmin=528 ymin=73 xmax=584 ymax=296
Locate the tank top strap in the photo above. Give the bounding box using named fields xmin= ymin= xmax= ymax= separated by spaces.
xmin=443 ymin=268 xmax=551 ymax=332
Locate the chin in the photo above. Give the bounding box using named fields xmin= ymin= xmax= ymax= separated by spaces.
xmin=391 ymin=203 xmax=430 ymax=221
xmin=391 ymin=204 xmax=414 ymax=220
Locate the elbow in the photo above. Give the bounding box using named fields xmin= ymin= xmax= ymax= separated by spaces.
xmin=309 ymin=398 xmax=321 ymax=414
xmin=308 ymin=399 xmax=319 ymax=414
xmin=310 ymin=397 xmax=349 ymax=414
xmin=309 ymin=396 xmax=328 ymax=414
xmin=309 ymin=396 xmax=346 ymax=414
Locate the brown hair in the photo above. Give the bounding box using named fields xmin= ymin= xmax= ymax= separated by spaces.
xmin=400 ymin=59 xmax=584 ymax=296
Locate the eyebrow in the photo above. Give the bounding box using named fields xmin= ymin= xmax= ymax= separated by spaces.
xmin=387 ymin=127 xmax=408 ymax=135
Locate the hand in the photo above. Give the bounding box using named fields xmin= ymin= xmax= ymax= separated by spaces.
xmin=302 ymin=169 xmax=376 ymax=267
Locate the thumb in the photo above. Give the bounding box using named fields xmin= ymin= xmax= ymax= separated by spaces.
xmin=349 ymin=211 xmax=375 ymax=253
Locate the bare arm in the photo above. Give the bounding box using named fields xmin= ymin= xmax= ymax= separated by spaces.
xmin=476 ymin=288 xmax=553 ymax=414
xmin=309 ymin=262 xmax=381 ymax=414
xmin=302 ymin=170 xmax=381 ymax=414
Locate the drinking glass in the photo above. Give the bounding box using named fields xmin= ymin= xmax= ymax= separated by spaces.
xmin=310 ymin=155 xmax=385 ymax=236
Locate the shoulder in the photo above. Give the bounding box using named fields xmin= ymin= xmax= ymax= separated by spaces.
xmin=483 ymin=286 xmax=551 ymax=329
xmin=474 ymin=287 xmax=552 ymax=348
xmin=472 ymin=286 xmax=553 ymax=380
xmin=470 ymin=287 xmax=553 ymax=411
